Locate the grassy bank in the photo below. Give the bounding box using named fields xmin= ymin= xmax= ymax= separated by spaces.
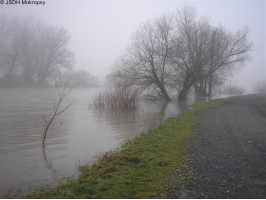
xmin=26 ymin=98 xmax=231 ymax=199
xmin=254 ymin=95 xmax=266 ymax=115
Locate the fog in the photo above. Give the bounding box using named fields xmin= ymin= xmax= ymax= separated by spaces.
xmin=0 ymin=0 xmax=265 ymax=92
xmin=0 ymin=1 xmax=266 ymax=196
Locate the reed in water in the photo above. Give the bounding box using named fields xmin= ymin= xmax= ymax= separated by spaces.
xmin=92 ymin=86 xmax=137 ymax=111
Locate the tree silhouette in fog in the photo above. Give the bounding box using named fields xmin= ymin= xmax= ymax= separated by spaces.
xmin=0 ymin=15 xmax=74 ymax=87
xmin=111 ymin=6 xmax=252 ymax=101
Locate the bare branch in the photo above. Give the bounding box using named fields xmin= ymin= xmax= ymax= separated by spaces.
xmin=41 ymin=80 xmax=73 ymax=148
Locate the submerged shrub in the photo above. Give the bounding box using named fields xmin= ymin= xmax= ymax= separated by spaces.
xmin=91 ymin=86 xmax=138 ymax=111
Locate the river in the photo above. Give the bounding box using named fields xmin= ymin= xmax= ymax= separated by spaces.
xmin=0 ymin=88 xmax=207 ymax=196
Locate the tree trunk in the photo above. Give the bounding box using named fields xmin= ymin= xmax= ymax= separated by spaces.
xmin=195 ymin=85 xmax=208 ymax=97
xmin=178 ymin=88 xmax=189 ymax=101
xmin=158 ymin=83 xmax=171 ymax=101
xmin=208 ymin=74 xmax=213 ymax=97
xmin=151 ymin=68 xmax=171 ymax=101
xmin=178 ymin=83 xmax=191 ymax=101
xmin=194 ymin=77 xmax=208 ymax=97
xmin=178 ymin=73 xmax=195 ymax=101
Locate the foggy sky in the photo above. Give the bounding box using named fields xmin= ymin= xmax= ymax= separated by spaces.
xmin=1 ymin=0 xmax=265 ymax=92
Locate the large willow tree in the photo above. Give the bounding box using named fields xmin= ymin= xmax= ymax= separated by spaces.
xmin=111 ymin=6 xmax=252 ymax=101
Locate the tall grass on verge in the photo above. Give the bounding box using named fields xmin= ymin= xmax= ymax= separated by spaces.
xmin=91 ymin=86 xmax=137 ymax=111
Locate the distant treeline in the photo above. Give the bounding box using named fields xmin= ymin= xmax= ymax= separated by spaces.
xmin=217 ymin=83 xmax=245 ymax=95
xmin=56 ymin=69 xmax=100 ymax=88
xmin=0 ymin=15 xmax=99 ymax=88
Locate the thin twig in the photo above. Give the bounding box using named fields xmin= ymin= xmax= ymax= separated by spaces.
xmin=41 ymin=78 xmax=73 ymax=148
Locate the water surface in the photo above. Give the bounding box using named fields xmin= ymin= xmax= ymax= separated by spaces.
xmin=0 ymin=88 xmax=200 ymax=196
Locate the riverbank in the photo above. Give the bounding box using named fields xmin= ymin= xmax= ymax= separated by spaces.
xmin=22 ymin=98 xmax=231 ymax=198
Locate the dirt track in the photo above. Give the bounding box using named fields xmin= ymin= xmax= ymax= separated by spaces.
xmin=169 ymin=94 xmax=266 ymax=198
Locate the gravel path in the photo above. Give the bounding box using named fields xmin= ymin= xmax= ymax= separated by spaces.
xmin=169 ymin=94 xmax=266 ymax=198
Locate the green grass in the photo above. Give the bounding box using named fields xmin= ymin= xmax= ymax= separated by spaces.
xmin=254 ymin=96 xmax=266 ymax=115
xmin=26 ymin=98 xmax=231 ymax=199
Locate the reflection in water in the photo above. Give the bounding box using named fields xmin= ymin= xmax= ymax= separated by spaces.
xmin=42 ymin=147 xmax=56 ymax=173
xmin=0 ymin=88 xmax=200 ymax=196
xmin=92 ymin=100 xmax=171 ymax=140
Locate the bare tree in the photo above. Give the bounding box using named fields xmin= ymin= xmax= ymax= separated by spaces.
xmin=111 ymin=6 xmax=252 ymax=101
xmin=0 ymin=15 xmax=74 ymax=87
xmin=0 ymin=17 xmax=24 ymax=86
xmin=36 ymin=26 xmax=74 ymax=87
xmin=18 ymin=18 xmax=42 ymax=85
xmin=196 ymin=26 xmax=252 ymax=97
xmin=112 ymin=15 xmax=175 ymax=100
xmin=41 ymin=80 xmax=73 ymax=148
xmin=171 ymin=6 xmax=252 ymax=100
xmin=170 ymin=7 xmax=211 ymax=100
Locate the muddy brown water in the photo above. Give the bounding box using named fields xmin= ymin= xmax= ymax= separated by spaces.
xmin=0 ymin=88 xmax=222 ymax=196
